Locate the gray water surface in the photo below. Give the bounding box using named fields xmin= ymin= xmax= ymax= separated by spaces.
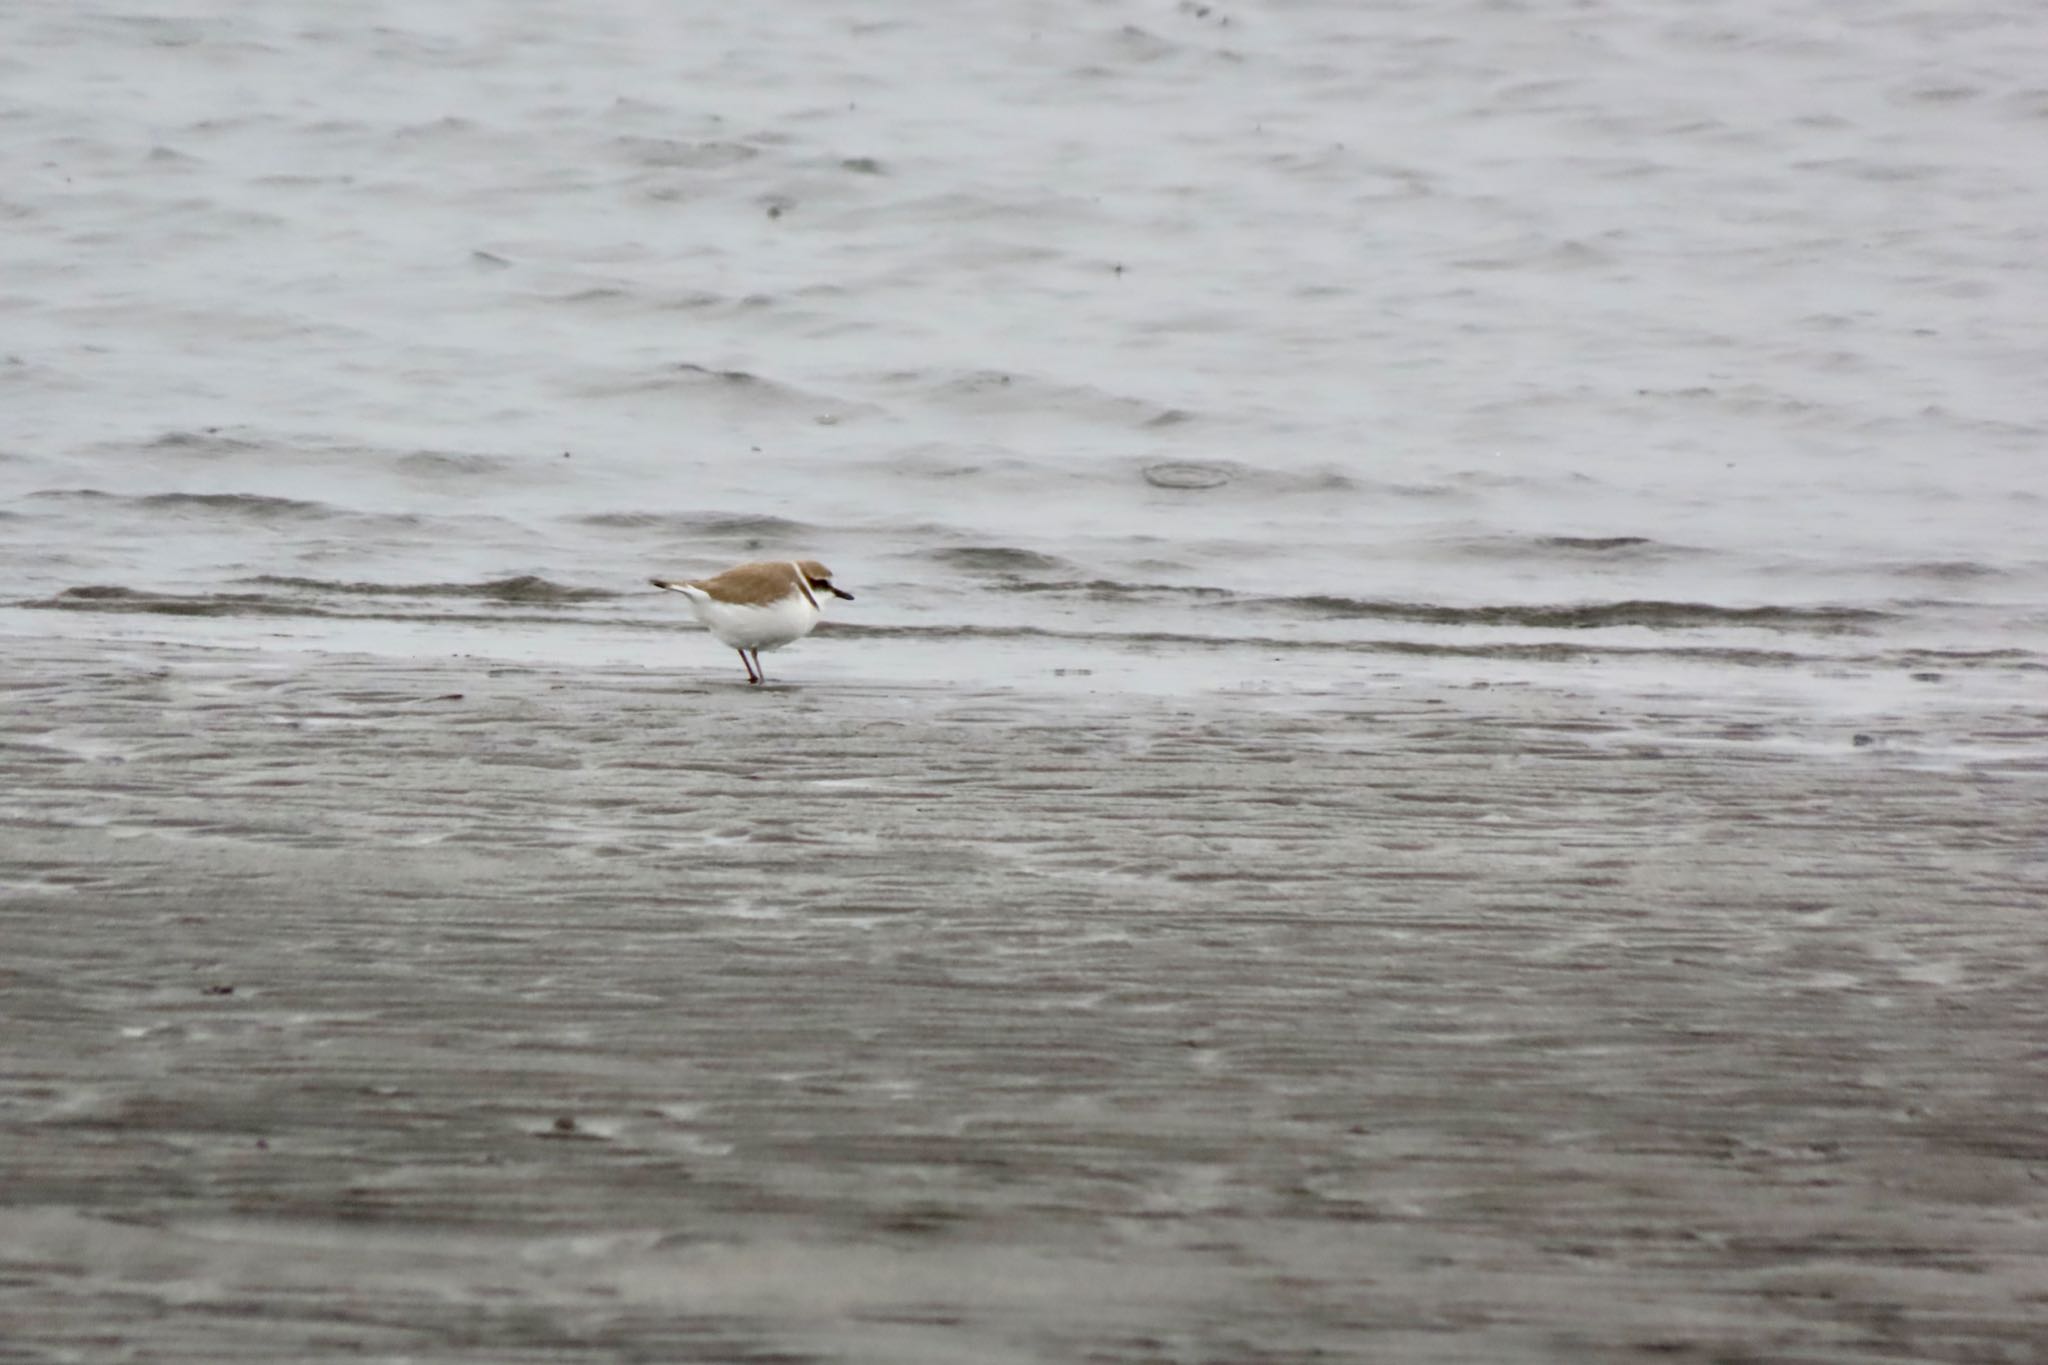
xmin=3 ymin=0 xmax=2045 ymax=688
xmin=5 ymin=1 xmax=2048 ymax=1359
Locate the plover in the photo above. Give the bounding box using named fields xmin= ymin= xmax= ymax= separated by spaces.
xmin=650 ymin=559 xmax=854 ymax=684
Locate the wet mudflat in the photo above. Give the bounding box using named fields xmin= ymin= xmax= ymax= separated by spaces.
xmin=3 ymin=638 xmax=2046 ymax=1363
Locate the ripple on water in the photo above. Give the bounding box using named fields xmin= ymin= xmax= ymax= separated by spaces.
xmin=244 ymin=575 xmax=620 ymax=603
xmin=28 ymin=489 xmax=335 ymax=521
xmin=926 ymin=546 xmax=1073 ymax=574
xmin=574 ymin=511 xmax=816 ymax=541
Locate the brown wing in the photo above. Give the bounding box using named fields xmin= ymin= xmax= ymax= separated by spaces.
xmin=688 ymin=560 xmax=799 ymax=606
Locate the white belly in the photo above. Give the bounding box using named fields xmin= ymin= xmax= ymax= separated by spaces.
xmin=681 ymin=588 xmax=821 ymax=651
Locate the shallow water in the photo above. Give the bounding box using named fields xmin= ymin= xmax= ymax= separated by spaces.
xmin=4 ymin=0 xmax=2048 ymax=1359
xmin=4 ymin=0 xmax=2046 ymax=692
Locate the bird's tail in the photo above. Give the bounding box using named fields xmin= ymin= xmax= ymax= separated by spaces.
xmin=649 ymin=578 xmax=693 ymax=592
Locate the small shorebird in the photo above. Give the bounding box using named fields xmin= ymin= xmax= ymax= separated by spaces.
xmin=650 ymin=559 xmax=854 ymax=684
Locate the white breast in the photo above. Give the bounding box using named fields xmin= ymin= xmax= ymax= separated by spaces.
xmin=680 ymin=587 xmax=822 ymax=651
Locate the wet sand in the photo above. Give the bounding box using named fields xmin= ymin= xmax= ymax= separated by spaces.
xmin=3 ymin=637 xmax=2045 ymax=1363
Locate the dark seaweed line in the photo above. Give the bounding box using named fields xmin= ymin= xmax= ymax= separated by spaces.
xmin=20 ymin=593 xmax=2037 ymax=671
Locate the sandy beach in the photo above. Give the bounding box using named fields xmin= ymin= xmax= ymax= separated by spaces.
xmin=4 ymin=634 xmax=2044 ymax=1362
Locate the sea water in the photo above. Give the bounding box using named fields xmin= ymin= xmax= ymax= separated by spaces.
xmin=3 ymin=0 xmax=2043 ymax=699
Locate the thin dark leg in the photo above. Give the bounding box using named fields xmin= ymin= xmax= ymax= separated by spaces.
xmin=736 ymin=648 xmax=760 ymax=684
xmin=748 ymin=650 xmax=764 ymax=683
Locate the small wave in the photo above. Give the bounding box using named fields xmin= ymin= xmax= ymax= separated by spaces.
xmin=42 ymin=586 xmax=309 ymax=617
xmin=825 ymin=621 xmax=2038 ymax=671
xmin=466 ymin=575 xmax=616 ymax=603
xmin=144 ymin=429 xmax=262 ymax=455
xmin=25 ymin=488 xmax=330 ymax=521
xmin=673 ymin=362 xmax=764 ymax=385
xmin=1449 ymin=533 xmax=1690 ymax=563
xmin=1538 ymin=535 xmax=1656 ymax=552
xmin=1895 ymin=560 xmax=2007 ymax=582
xmin=396 ymin=450 xmax=511 ymax=478
xmin=143 ymin=491 xmax=332 ymax=519
xmin=1276 ymin=596 xmax=1889 ymax=632
xmin=594 ymin=363 xmax=871 ymax=419
xmin=548 ymin=286 xmax=728 ymax=311
xmin=812 ymin=621 xmax=1923 ymax=669
xmin=990 ymin=578 xmax=1234 ymax=601
xmin=245 ymin=574 xmax=619 ymax=602
xmin=927 ymin=546 xmax=1072 ymax=574
xmin=46 ymin=490 xmax=332 ymax=520
xmin=28 ymin=583 xmax=614 ymax=622
xmin=51 ymin=586 xmax=147 ymax=600
xmin=574 ymin=511 xmax=815 ymax=540
xmin=989 ymin=580 xmax=1888 ymax=632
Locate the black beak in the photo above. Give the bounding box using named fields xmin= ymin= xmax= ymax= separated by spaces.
xmin=828 ymin=585 xmax=855 ymax=600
